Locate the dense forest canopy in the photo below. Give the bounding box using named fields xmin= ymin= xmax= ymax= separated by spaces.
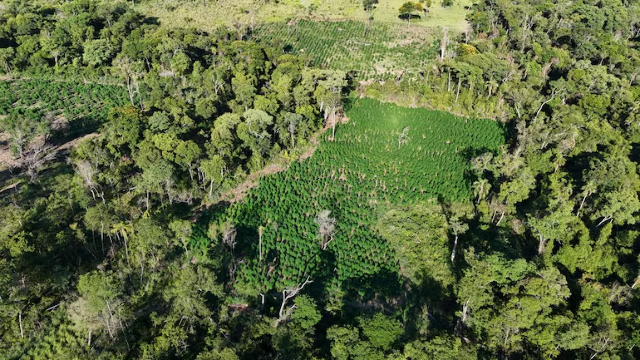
xmin=0 ymin=0 xmax=640 ymax=359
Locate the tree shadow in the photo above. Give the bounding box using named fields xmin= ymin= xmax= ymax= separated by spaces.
xmin=630 ymin=142 xmax=640 ymax=164
xmin=398 ymin=14 xmax=423 ymax=21
xmin=338 ymin=269 xmax=404 ymax=321
xmin=403 ymin=270 xmax=455 ymax=338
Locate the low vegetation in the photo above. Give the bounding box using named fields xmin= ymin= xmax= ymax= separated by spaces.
xmin=204 ymin=98 xmax=503 ymax=300
xmin=251 ymin=20 xmax=438 ymax=79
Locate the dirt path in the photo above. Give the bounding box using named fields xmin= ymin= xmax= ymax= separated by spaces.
xmin=216 ymin=163 xmax=289 ymax=204
xmin=55 ymin=133 xmax=100 ymax=151
xmin=213 ymin=116 xmax=349 ymax=205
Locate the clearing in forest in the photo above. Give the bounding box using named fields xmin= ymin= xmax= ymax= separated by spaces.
xmin=251 ymin=20 xmax=438 ymax=79
xmin=0 ymin=79 xmax=131 ymax=137
xmin=202 ymin=98 xmax=504 ymax=296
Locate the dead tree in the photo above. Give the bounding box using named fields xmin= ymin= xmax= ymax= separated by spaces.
xmin=222 ymin=222 xmax=238 ymax=253
xmin=276 ymin=276 xmax=313 ymax=326
xmin=314 ymin=210 xmax=336 ymax=250
xmin=20 ymin=138 xmax=57 ymax=183
xmin=75 ymin=160 xmax=105 ymax=203
xmin=398 ymin=126 xmax=410 ymax=149
xmin=440 ymin=27 xmax=449 ymax=62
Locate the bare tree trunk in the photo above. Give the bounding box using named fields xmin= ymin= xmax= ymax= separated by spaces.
xmin=105 ymin=301 xmax=115 ymax=339
xmin=100 ymin=221 xmax=105 ymax=253
xmin=534 ymin=90 xmax=556 ymax=120
xmin=440 ymin=27 xmax=449 ymax=62
xmin=331 ymin=109 xmax=337 ymax=140
xmin=258 ymin=227 xmax=263 ymax=262
xmin=276 ymin=276 xmax=313 ymax=326
xmin=461 ymin=298 xmax=470 ymax=323
xmin=538 ymin=235 xmax=547 ymax=254
xmin=126 ymin=77 xmax=134 ymax=106
xmin=455 ymin=78 xmax=462 ymax=103
xmin=18 ymin=310 xmax=23 ymax=338
xmin=496 ymin=210 xmax=505 ymax=226
xmin=577 ymin=191 xmax=590 ymax=216
xmin=278 ymin=289 xmax=288 ymax=320
xmin=597 ymin=216 xmax=612 ymax=227
xmin=123 ymin=237 xmax=130 ymax=267
xmin=450 ymin=235 xmax=458 ymax=262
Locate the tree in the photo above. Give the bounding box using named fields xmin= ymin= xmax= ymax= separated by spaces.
xmin=18 ymin=137 xmax=57 ymax=183
xmin=276 ymin=276 xmax=313 ymax=326
xmin=363 ymin=0 xmax=379 ymax=11
xmin=0 ymin=114 xmax=49 ymax=159
xmin=83 ymin=39 xmax=113 ymax=66
xmin=200 ymin=155 xmax=226 ymax=198
xmin=275 ymin=112 xmax=304 ymax=148
xmin=110 ymin=221 xmax=133 ymax=264
xmin=358 ymin=313 xmax=403 ymax=351
xmin=472 ymin=178 xmax=490 ymax=204
xmin=378 ymin=201 xmax=454 ymax=287
xmin=0 ymin=47 xmax=15 ymax=75
xmin=73 ymin=271 xmax=126 ymax=343
xmin=397 ymin=126 xmax=410 ymax=149
xmin=399 ymin=2 xmax=423 ymax=26
xmin=74 ymin=160 xmax=103 ymax=202
xmin=290 ymin=295 xmax=321 ymax=331
xmin=170 ymin=220 xmax=192 ymax=257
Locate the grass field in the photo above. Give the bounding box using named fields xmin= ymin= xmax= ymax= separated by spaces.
xmin=202 ymin=98 xmax=503 ymax=296
xmin=251 ymin=20 xmax=439 ymax=79
xmin=130 ymin=0 xmax=471 ymax=33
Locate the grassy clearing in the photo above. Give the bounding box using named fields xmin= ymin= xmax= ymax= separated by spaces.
xmin=202 ymin=98 xmax=503 ymax=294
xmin=128 ymin=0 xmax=471 ymax=33
xmin=251 ymin=20 xmax=438 ymax=79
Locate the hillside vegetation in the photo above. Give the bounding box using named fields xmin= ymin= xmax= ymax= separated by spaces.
xmin=1 ymin=0 xmax=640 ymax=359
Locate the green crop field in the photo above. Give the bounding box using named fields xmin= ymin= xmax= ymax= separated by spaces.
xmin=251 ymin=20 xmax=438 ymax=79
xmin=0 ymin=79 xmax=131 ymax=136
xmin=202 ymin=98 xmax=504 ymax=296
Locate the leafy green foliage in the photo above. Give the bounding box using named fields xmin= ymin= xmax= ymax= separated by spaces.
xmin=0 ymin=79 xmax=131 ymax=137
xmin=358 ymin=313 xmax=403 ymax=350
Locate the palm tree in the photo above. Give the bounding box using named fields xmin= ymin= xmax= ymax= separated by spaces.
xmin=110 ymin=221 xmax=133 ymax=265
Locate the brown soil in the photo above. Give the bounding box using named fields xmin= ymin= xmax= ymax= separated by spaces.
xmin=217 ymin=163 xmax=288 ymax=204
xmin=56 ymin=133 xmax=100 ymax=151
